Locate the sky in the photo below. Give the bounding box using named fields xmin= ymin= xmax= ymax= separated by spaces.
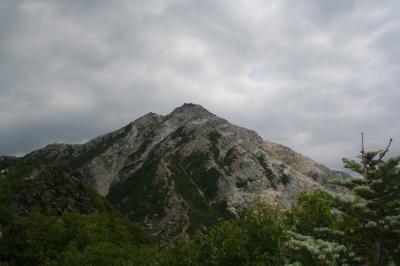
xmin=1 ymin=0 xmax=399 ymax=171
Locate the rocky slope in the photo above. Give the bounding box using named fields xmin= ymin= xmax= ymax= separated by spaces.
xmin=1 ymin=103 xmax=349 ymax=242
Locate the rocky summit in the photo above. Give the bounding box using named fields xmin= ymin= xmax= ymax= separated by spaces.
xmin=0 ymin=103 xmax=349 ymax=242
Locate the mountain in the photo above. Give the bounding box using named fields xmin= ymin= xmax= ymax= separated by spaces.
xmin=0 ymin=103 xmax=348 ymax=242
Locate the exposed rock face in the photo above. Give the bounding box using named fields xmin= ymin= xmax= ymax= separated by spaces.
xmin=3 ymin=103 xmax=349 ymax=242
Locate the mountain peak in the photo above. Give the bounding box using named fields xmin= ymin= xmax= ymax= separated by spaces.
xmin=169 ymin=103 xmax=213 ymax=118
xmin=181 ymin=103 xmax=198 ymax=108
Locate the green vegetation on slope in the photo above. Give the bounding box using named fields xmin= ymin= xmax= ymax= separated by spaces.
xmin=208 ymin=131 xmax=222 ymax=161
xmin=107 ymin=160 xmax=167 ymax=221
xmin=257 ymin=154 xmax=278 ymax=189
xmin=0 ymin=165 xmax=152 ymax=266
xmin=2 ymin=164 xmax=113 ymax=216
xmin=180 ymin=151 xmax=222 ymax=200
xmin=169 ymin=154 xmax=225 ymax=235
xmin=171 ymin=126 xmax=195 ymax=147
xmin=223 ymin=147 xmax=238 ymax=167
xmin=128 ymin=131 xmax=154 ymax=161
xmin=0 ymin=212 xmax=152 ymax=266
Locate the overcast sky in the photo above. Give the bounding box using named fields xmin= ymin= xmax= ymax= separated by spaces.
xmin=1 ymin=0 xmax=399 ymax=170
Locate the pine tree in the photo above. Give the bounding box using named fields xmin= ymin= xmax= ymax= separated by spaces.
xmin=286 ymin=190 xmax=352 ymax=265
xmin=328 ymin=134 xmax=400 ymax=265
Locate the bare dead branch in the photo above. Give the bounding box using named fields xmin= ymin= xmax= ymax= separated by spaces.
xmin=377 ymin=138 xmax=393 ymax=162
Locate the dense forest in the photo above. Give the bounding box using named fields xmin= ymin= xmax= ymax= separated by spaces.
xmin=1 ymin=147 xmax=399 ymax=265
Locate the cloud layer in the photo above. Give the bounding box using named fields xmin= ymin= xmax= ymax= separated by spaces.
xmin=1 ymin=0 xmax=399 ymax=170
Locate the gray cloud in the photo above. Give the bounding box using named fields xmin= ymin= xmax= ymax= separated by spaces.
xmin=1 ymin=0 xmax=399 ymax=170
